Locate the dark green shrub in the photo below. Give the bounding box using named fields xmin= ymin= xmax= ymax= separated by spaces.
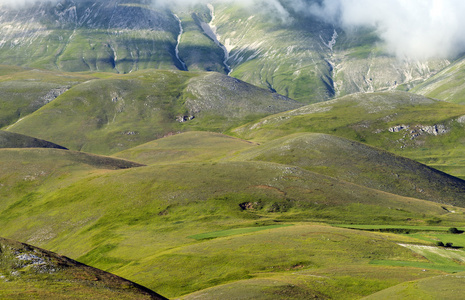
xmin=448 ymin=227 xmax=460 ymax=234
xmin=445 ymin=242 xmax=453 ymax=248
xmin=436 ymin=241 xmax=444 ymax=247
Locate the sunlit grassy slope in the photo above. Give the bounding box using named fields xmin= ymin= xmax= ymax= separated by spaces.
xmin=2 ymin=138 xmax=465 ymax=297
xmin=2 ymin=1 xmax=465 ymax=299
xmin=114 ymin=131 xmax=257 ymax=165
xmin=363 ymin=272 xmax=465 ymax=300
xmin=3 ymin=83 xmax=465 ymax=298
xmin=0 ymin=237 xmax=166 ymax=299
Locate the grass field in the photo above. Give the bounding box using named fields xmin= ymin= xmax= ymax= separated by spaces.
xmin=188 ymin=224 xmax=293 ymax=240
xmin=363 ymin=272 xmax=465 ymax=299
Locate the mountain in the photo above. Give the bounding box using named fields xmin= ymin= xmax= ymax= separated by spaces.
xmin=0 ymin=0 xmax=180 ymax=72
xmin=3 ymin=0 xmax=465 ymax=299
xmin=0 ymin=0 xmax=451 ymax=103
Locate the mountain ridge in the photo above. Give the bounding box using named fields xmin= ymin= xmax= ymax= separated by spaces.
xmin=0 ymin=0 xmax=452 ymax=103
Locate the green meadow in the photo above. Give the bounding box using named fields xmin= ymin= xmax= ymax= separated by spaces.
xmin=0 ymin=50 xmax=464 ymax=299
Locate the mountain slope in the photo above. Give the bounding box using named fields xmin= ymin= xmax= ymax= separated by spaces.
xmin=0 ymin=1 xmax=451 ymax=104
xmin=6 ymin=69 xmax=300 ymax=154
xmin=0 ymin=131 xmax=67 ymax=150
xmin=234 ymin=133 xmax=465 ymax=206
xmin=0 ymin=65 xmax=94 ymax=129
xmin=1 ymin=156 xmax=464 ymax=297
xmin=114 ymin=131 xmax=257 ymax=165
xmin=0 ymin=236 xmax=166 ymax=299
xmin=0 ymin=0 xmax=181 ymax=72
xmin=232 ymin=91 xmax=465 ymax=177
xmin=193 ymin=2 xmax=449 ymax=102
xmin=411 ymin=55 xmax=465 ymax=104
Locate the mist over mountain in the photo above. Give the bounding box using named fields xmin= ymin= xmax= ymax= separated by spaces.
xmin=0 ymin=0 xmax=455 ymax=101
xmin=4 ymin=0 xmax=463 ymax=60
xmin=307 ymin=0 xmax=465 ymax=59
xmin=151 ymin=0 xmax=465 ymax=59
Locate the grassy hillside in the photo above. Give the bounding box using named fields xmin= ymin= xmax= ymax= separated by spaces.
xmin=0 ymin=148 xmax=143 ymax=212
xmin=114 ymin=131 xmax=257 ymax=165
xmin=0 ymin=131 xmax=67 ymax=150
xmin=0 ymin=66 xmax=95 ymax=128
xmin=411 ymin=55 xmax=465 ymax=104
xmin=232 ymin=91 xmax=465 ymax=178
xmin=2 ymin=143 xmax=465 ymax=297
xmin=233 ymin=133 xmax=465 ymax=206
xmin=6 ymin=69 xmax=300 ymax=154
xmin=363 ymin=272 xmax=465 ymax=300
xmin=3 ymin=99 xmax=465 ymax=298
xmin=0 ymin=237 xmax=166 ymax=299
xmin=2 ymin=2 xmax=465 ymax=299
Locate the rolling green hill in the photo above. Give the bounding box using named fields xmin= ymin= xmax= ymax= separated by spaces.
xmin=6 ymin=69 xmax=300 ymax=154
xmin=2 ymin=142 xmax=465 ymax=297
xmin=233 ymin=132 xmax=465 ymax=206
xmin=3 ymin=77 xmax=465 ymax=299
xmin=232 ymin=91 xmax=465 ymax=178
xmin=2 ymin=1 xmax=465 ymax=299
xmin=0 ymin=66 xmax=95 ymax=128
xmin=114 ymin=131 xmax=257 ymax=165
xmin=363 ymin=272 xmax=465 ymax=300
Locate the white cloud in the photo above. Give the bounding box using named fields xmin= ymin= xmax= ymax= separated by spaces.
xmin=306 ymin=0 xmax=465 ymax=59
xmin=3 ymin=0 xmax=464 ymax=59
